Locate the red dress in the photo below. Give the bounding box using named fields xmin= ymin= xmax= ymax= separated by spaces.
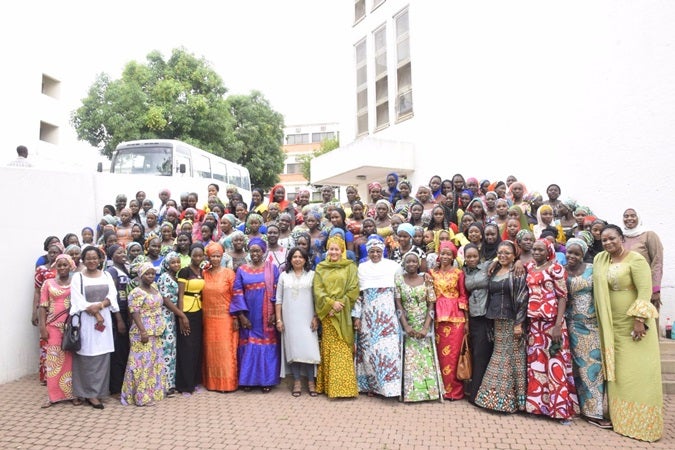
xmin=430 ymin=267 xmax=467 ymax=400
xmin=525 ymin=261 xmax=579 ymax=419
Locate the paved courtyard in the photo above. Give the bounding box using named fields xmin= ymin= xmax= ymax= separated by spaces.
xmin=0 ymin=374 xmax=672 ymax=449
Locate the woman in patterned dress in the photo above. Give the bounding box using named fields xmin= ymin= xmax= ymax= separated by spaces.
xmin=38 ymin=254 xmax=78 ymax=407
xmin=157 ymin=252 xmax=186 ymax=395
xmin=429 ymin=240 xmax=468 ymax=400
xmin=525 ymin=239 xmax=578 ymax=421
xmin=564 ymin=238 xmax=610 ymax=428
xmin=313 ymin=235 xmax=360 ymax=398
xmin=121 ymin=263 xmax=166 ymax=406
xmin=395 ymin=251 xmax=442 ymax=402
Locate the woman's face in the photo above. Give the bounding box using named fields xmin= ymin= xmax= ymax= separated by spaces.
xmin=470 ymin=202 xmax=484 ymax=217
xmin=399 ymin=183 xmax=410 ymax=199
xmin=467 ymin=226 xmax=482 ymax=244
xmin=467 ymin=179 xmax=479 ymax=193
xmin=519 ymin=233 xmax=534 ymax=252
xmin=105 ymin=234 xmax=118 ymax=247
xmin=403 ymin=254 xmax=420 ymax=274
xmin=439 ymin=247 xmax=455 ymax=266
xmin=131 ymin=225 xmax=142 ymax=241
xmin=346 ymin=188 xmax=357 ymax=203
xmin=82 ymin=249 xmax=100 ymax=271
xmin=184 ymin=210 xmax=195 ymax=222
xmin=142 ymin=199 xmax=153 ymax=212
xmin=413 ymin=230 xmax=424 ymax=247
xmin=601 ymin=228 xmax=623 ymax=255
xmin=480 ymin=181 xmax=490 ymax=194
xmin=187 ymin=195 xmax=198 ymax=208
xmin=547 ymin=185 xmax=560 ymax=201
xmin=429 ymin=177 xmax=441 ymax=193
xmin=67 ymin=247 xmax=81 ymax=264
xmin=432 ymin=208 xmax=445 ymax=224
xmin=410 ymin=204 xmax=423 ymax=221
xmin=575 ymin=210 xmax=587 ymax=227
xmin=623 ymin=209 xmax=638 ymax=230
xmin=510 ymin=184 xmax=523 ymax=200
xmin=566 ymin=245 xmax=584 ymax=269
xmin=330 ymin=211 xmax=344 ymax=228
xmin=507 ymin=209 xmax=520 ymax=220
xmin=176 ymin=234 xmax=190 ymax=252
xmin=376 ymin=203 xmax=388 ymax=219
xmin=235 ymin=204 xmax=247 ymax=219
xmin=232 ymin=235 xmax=245 ymax=251
xmin=161 ymin=226 xmax=173 ymax=241
xmin=65 ymin=235 xmax=79 ymax=246
xmin=461 ymin=214 xmax=474 ymax=231
xmin=208 ymin=185 xmax=218 ymax=197
xmin=252 ymin=190 xmax=262 ymax=205
xmin=452 ymin=176 xmax=465 ymax=191
xmin=201 ymin=225 xmax=212 ymax=241
xmin=296 ymin=237 xmax=309 ymax=253
xmin=103 ymin=206 xmax=114 ymax=216
xmin=506 ymin=219 xmax=520 ymax=237
xmin=141 ymin=268 xmax=156 ymax=287
xmin=460 ymin=193 xmax=471 ymax=208
xmin=495 ymin=184 xmax=507 ymax=198
xmin=390 ymin=215 xmax=402 ymax=233
xmin=532 ymin=241 xmax=549 ymax=264
xmin=55 ymin=258 xmax=71 ymax=278
xmin=540 ymin=208 xmax=554 ymax=225
xmin=129 ymin=200 xmax=140 ymax=216
xmin=368 ymin=246 xmax=383 ymax=263
xmin=387 ymin=175 xmax=397 ymax=189
xmin=190 ymin=247 xmax=205 ymax=267
xmin=147 ymin=238 xmax=161 ymax=257
xmin=81 ymin=229 xmax=94 ymax=243
xmin=591 ymin=223 xmax=604 ymax=240
xmin=370 ymin=187 xmax=382 ymax=202
xmin=273 ymin=187 xmax=285 ymax=202
xmin=120 ymin=209 xmax=131 ymax=225
xmin=166 ymin=200 xmax=178 ymax=210
xmin=220 ymin=218 xmax=233 ymax=233
xmin=248 ymin=219 xmax=261 ymax=234
xmin=112 ymin=247 xmax=126 ymax=265
xmin=442 ymin=180 xmax=453 ymax=196
xmin=417 ymin=188 xmax=430 ymax=204
xmin=268 ymin=204 xmax=280 ymax=217
xmin=146 ymin=213 xmax=157 ymax=229
xmin=443 ymin=193 xmax=454 ymax=208
xmin=267 ymin=227 xmax=279 ymax=245
xmin=278 ymin=216 xmax=291 ymax=232
xmin=305 ymin=215 xmax=318 ymax=231
xmin=208 ymin=249 xmax=223 ymax=267
xmin=464 ymin=247 xmax=480 ymax=269
xmin=128 ymin=246 xmax=142 ymax=261
xmin=327 ymin=243 xmax=342 ymax=262
xmin=497 ymin=244 xmax=515 ymax=266
xmin=485 ymin=195 xmax=496 ymax=210
xmin=181 ymin=223 xmax=193 ymax=234
xmin=438 ymin=231 xmax=451 ymax=243
xmin=321 ymin=187 xmax=333 ymax=202
xmin=352 ymin=203 xmax=364 ymax=219
xmin=362 ymin=220 xmax=376 ymax=236
xmin=423 ymin=231 xmax=434 ymax=245
xmin=208 ymin=196 xmax=218 ymax=211
xmin=290 ymin=250 xmax=306 ymax=270
xmin=168 ymin=257 xmax=181 ymax=274
xmin=397 ymin=231 xmax=411 ymax=249
xmin=484 ymin=226 xmax=498 ymax=244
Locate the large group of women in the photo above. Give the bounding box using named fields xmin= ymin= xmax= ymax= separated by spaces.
xmin=32 ymin=175 xmax=664 ymax=442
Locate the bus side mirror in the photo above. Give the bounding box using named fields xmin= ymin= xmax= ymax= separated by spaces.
xmin=97 ymin=162 xmax=103 ymax=173
xmin=179 ymin=163 xmax=186 ymax=174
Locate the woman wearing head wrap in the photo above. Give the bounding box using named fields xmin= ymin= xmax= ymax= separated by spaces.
xmin=201 ymin=242 xmax=238 ymax=393
xmin=115 ymin=207 xmax=135 ymax=248
xmin=106 ymin=244 xmax=132 ymax=397
xmin=524 ymin=239 xmax=578 ymax=421
xmin=38 ymin=254 xmax=78 ymax=407
xmin=428 ymin=241 xmax=468 ymax=399
xmin=219 ymin=214 xmax=237 ymax=250
xmin=390 ymin=222 xmax=426 ymax=272
xmin=156 ymin=251 xmax=185 ymax=395
xmin=366 ymin=181 xmax=384 ymax=219
xmin=230 ymin=237 xmax=280 ymax=392
xmin=120 ymin=262 xmax=166 ymax=406
xmin=533 ymin=204 xmax=565 ymax=243
xmin=383 ymin=172 xmax=401 ymax=205
xmin=542 ymin=184 xmax=563 ymax=218
xmin=268 ymin=184 xmax=291 ymax=214
xmin=622 ymin=208 xmax=664 ymax=314
xmin=556 ymin=199 xmax=577 ymax=241
xmin=515 ymin=229 xmax=535 ymax=265
xmin=564 ymin=238 xmax=610 ymax=427
xmin=353 ymin=235 xmax=402 ymax=397
xmin=313 ymin=235 xmax=360 ymax=398
xmin=393 ymin=179 xmax=415 ymax=219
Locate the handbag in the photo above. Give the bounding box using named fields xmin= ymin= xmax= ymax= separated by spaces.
xmin=456 ymin=333 xmax=472 ymax=381
xmin=62 ymin=312 xmax=82 ymax=352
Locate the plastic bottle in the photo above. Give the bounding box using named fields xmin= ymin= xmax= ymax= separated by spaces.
xmin=666 ymin=317 xmax=672 ymax=339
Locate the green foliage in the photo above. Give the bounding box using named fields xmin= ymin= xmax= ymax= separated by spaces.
xmin=300 ymin=137 xmax=340 ymax=182
xmin=70 ymin=48 xmax=286 ymax=188
xmin=225 ymin=91 xmax=285 ymax=189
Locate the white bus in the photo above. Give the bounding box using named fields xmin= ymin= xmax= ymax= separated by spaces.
xmin=96 ymin=139 xmax=252 ymax=208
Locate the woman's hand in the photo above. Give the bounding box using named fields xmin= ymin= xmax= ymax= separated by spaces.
xmin=550 ymin=324 xmax=562 ymax=343
xmin=651 ymin=292 xmax=662 ymax=308
xmin=512 ymin=260 xmax=526 ymax=277
xmin=310 ymin=316 xmax=319 ymax=331
xmin=353 ymin=318 xmax=361 ymax=331
xmin=39 ymin=326 xmax=48 ymax=341
xmin=404 ymin=326 xmax=414 ymax=337
xmin=419 ymin=326 xmax=430 ymax=338
xmin=276 ymin=320 xmax=285 ymax=333
xmin=140 ymin=331 xmax=149 ymax=344
xmin=632 ymin=319 xmax=647 ymax=341
xmin=31 ymin=310 xmax=39 ymax=326
xmin=268 ymin=314 xmax=277 ymax=328
xmin=513 ymin=323 xmax=523 ymax=340
xmin=332 ymin=301 xmax=344 ymax=313
xmin=239 ymin=315 xmax=252 ymax=330
xmin=487 ymin=260 xmax=499 ymax=276
xmin=85 ymin=302 xmax=103 ymax=316
xmin=179 ymin=316 xmax=191 ymax=336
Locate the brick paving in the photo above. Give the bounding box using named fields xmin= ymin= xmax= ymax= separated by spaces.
xmin=0 ymin=375 xmax=672 ymax=449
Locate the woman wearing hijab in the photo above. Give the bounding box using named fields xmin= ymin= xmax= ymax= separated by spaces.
xmin=354 ymin=235 xmax=402 ymax=397
xmin=231 ymin=237 xmax=280 ymax=393
xmin=384 ymin=172 xmax=401 ymax=205
xmin=313 ymin=235 xmax=360 ymax=398
xmin=525 ymin=239 xmax=578 ymax=422
xmin=564 ymin=238 xmax=610 ymax=428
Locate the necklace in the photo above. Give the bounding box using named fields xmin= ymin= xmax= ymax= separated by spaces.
xmin=610 ymin=248 xmax=625 ymax=264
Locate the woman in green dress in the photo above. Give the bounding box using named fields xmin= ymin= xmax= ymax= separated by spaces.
xmin=593 ymin=224 xmax=662 ymax=442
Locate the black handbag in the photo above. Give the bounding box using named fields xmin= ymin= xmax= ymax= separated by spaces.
xmin=62 ymin=312 xmax=82 ymax=352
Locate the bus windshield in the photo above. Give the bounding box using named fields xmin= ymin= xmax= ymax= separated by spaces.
xmin=112 ymin=146 xmax=172 ymax=176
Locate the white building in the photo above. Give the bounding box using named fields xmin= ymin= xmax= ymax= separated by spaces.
xmin=312 ymin=1 xmax=675 ymax=321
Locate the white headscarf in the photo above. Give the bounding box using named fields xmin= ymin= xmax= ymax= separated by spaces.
xmin=622 ymin=208 xmax=648 ymax=238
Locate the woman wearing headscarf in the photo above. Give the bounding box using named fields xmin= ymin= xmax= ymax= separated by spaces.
xmin=390 ymin=222 xmax=426 ymax=272
xmin=525 ymin=239 xmax=578 ymax=422
xmin=384 ymin=172 xmax=401 ymax=205
xmin=353 ymin=235 xmax=402 ymax=397
xmin=429 ymin=241 xmax=468 ymax=400
xmin=157 ymin=251 xmax=185 ymax=395
xmin=219 ymin=214 xmax=237 ymax=250
xmin=202 ymin=242 xmax=238 ymax=392
xmin=120 ymin=262 xmax=166 ymax=406
xmin=622 ymin=208 xmax=664 ymax=317
xmin=593 ymin=224 xmax=662 ymax=442
xmin=38 ymin=254 xmax=78 ymax=407
xmin=230 ymin=237 xmax=280 ymax=393
xmin=106 ymin=244 xmax=131 ymax=397
xmin=366 ymin=181 xmax=384 ymax=218
xmin=313 ymin=235 xmax=360 ymax=398
xmin=564 ymin=238 xmax=610 ymax=428
xmin=394 ymin=179 xmax=416 ymax=218
xmin=268 ymin=184 xmax=292 ymax=215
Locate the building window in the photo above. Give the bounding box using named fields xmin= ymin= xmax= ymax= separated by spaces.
xmin=39 ymin=121 xmax=59 ymax=145
xmin=395 ymin=8 xmax=413 ymax=120
xmin=41 ymin=74 xmax=61 ymax=100
xmin=373 ymin=25 xmax=389 ymax=129
xmin=355 ymin=38 xmax=368 ymax=137
xmin=354 ymin=0 xmax=366 ymax=23
xmin=372 ymin=0 xmax=385 ymax=11
xmin=286 ymin=133 xmax=310 ymax=145
xmin=286 ymin=163 xmax=302 ymax=175
xmin=311 ymin=131 xmax=336 ymax=143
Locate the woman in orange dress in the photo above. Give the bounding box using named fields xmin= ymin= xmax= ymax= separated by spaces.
xmin=202 ymin=242 xmax=238 ymax=392
xmin=429 ymin=241 xmax=468 ymax=400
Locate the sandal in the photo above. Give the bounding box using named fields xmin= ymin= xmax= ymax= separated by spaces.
xmin=586 ymin=417 xmax=612 ymax=429
xmin=261 ymin=387 xmax=272 ymax=394
xmin=307 ymin=381 xmax=318 ymax=397
xmin=292 ymin=381 xmax=302 ymax=397
xmin=40 ymin=401 xmax=52 ymax=409
xmin=72 ymin=398 xmax=83 ymax=406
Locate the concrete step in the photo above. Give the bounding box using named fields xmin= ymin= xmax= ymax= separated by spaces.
xmin=663 ymin=373 xmax=675 ymax=395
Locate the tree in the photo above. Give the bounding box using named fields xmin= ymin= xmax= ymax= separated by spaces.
xmin=300 ymin=137 xmax=340 ymax=182
xmin=225 ymin=91 xmax=285 ymax=189
xmin=70 ymin=48 xmax=286 ymax=188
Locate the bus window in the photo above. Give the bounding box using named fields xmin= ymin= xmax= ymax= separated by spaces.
xmin=112 ymin=147 xmax=171 ymax=175
xmin=194 ymin=154 xmax=212 ymax=178
xmin=213 ymin=161 xmax=228 ymax=182
xmin=229 ymin=166 xmax=241 ymax=188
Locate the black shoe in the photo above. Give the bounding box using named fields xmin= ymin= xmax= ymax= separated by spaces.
xmin=86 ymin=399 xmax=104 ymax=409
